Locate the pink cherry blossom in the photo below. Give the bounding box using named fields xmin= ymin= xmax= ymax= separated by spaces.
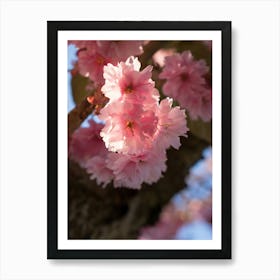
xmin=69 ymin=41 xmax=145 ymax=85
xmin=99 ymin=57 xmax=188 ymax=156
xmin=84 ymin=155 xmax=114 ymax=188
xmin=102 ymin=57 xmax=159 ymax=106
xmin=70 ymin=41 xmax=144 ymax=62
xmin=159 ymin=51 xmax=212 ymax=121
xmin=107 ymin=149 xmax=167 ymax=190
xmin=159 ymin=51 xmax=208 ymax=85
xmin=154 ymin=98 xmax=189 ymax=151
xmin=99 ymin=97 xmax=188 ymax=158
xmin=69 ymin=41 xmax=107 ymax=85
xmin=68 ymin=119 xmax=106 ymax=167
xmin=99 ymin=101 xmax=158 ymax=154
xmin=95 ymin=41 xmax=144 ymax=62
xmin=185 ymin=88 xmax=212 ymax=122
xmin=77 ymin=49 xmax=111 ymax=85
xmin=69 ymin=55 xmax=189 ymax=190
xmin=68 ymin=40 xmax=97 ymax=49
xmin=69 ymin=119 xmax=114 ymax=187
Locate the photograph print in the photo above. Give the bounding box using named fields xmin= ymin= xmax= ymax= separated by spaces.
xmin=47 ymin=21 xmax=231 ymax=259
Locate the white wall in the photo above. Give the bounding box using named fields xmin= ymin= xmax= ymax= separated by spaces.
xmin=0 ymin=0 xmax=279 ymax=279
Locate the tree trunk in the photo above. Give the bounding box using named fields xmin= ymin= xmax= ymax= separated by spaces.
xmin=68 ymin=133 xmax=209 ymax=239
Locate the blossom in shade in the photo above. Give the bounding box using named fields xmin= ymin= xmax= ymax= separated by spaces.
xmin=77 ymin=49 xmax=111 ymax=85
xmin=84 ymin=156 xmax=114 ymax=188
xmin=69 ymin=40 xmax=144 ymax=61
xmin=68 ymin=41 xmax=108 ymax=85
xmin=107 ymin=149 xmax=167 ymax=190
xmin=95 ymin=41 xmax=144 ymax=62
xmin=159 ymin=51 xmax=208 ymax=90
xmin=68 ymin=119 xmax=106 ymax=167
xmin=102 ymin=57 xmax=159 ymax=106
xmin=68 ymin=40 xmax=97 ymax=50
xmin=69 ymin=119 xmax=114 ymax=187
xmin=159 ymin=51 xmax=212 ymax=121
xmin=68 ymin=41 xmax=145 ymax=86
xmin=185 ymin=88 xmax=212 ymax=122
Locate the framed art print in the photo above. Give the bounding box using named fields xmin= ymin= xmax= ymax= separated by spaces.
xmin=47 ymin=21 xmax=231 ymax=259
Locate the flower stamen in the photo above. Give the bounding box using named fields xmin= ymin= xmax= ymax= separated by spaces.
xmin=126 ymin=121 xmax=135 ymax=135
xmin=124 ymin=85 xmax=134 ymax=94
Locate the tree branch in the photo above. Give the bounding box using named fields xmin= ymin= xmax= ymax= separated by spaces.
xmin=68 ymin=98 xmax=95 ymax=137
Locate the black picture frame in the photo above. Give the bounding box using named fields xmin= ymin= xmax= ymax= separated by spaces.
xmin=47 ymin=21 xmax=231 ymax=259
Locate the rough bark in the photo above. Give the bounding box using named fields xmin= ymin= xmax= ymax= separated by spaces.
xmin=68 ymin=133 xmax=209 ymax=239
xmin=68 ymin=98 xmax=95 ymax=137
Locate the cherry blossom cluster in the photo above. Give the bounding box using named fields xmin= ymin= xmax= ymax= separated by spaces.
xmin=159 ymin=50 xmax=212 ymax=122
xmin=69 ymin=57 xmax=188 ymax=189
xmin=69 ymin=40 xmax=145 ymax=86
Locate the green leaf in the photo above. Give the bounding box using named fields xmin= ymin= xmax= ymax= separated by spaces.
xmin=187 ymin=118 xmax=212 ymax=144
xmin=71 ymin=73 xmax=90 ymax=105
